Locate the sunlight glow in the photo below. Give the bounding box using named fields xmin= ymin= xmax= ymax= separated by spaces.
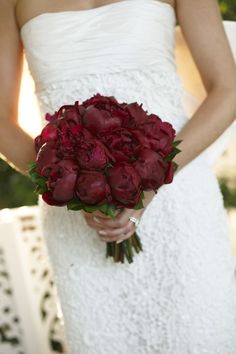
xmin=18 ymin=56 xmax=42 ymax=138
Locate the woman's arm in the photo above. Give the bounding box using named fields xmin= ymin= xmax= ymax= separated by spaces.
xmin=174 ymin=0 xmax=236 ymax=172
xmin=0 ymin=0 xmax=35 ymax=175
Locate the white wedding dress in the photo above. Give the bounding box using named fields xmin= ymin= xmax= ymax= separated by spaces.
xmin=20 ymin=1 xmax=236 ymax=353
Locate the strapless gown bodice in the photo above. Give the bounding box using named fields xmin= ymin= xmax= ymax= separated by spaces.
xmin=20 ymin=2 xmax=236 ymax=354
xmin=21 ymin=0 xmax=176 ymax=87
xmin=20 ymin=0 xmax=187 ymax=136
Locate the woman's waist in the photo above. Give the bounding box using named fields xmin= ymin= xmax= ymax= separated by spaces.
xmin=35 ymin=63 xmax=187 ymax=133
xmin=34 ymin=60 xmax=180 ymax=93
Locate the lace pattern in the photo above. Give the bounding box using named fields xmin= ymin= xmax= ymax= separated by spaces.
xmin=37 ymin=65 xmax=236 ymax=354
xmin=36 ymin=64 xmax=186 ymax=132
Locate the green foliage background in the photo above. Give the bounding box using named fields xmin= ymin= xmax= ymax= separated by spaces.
xmin=219 ymin=0 xmax=236 ymax=21
xmin=0 ymin=1 xmax=235 ymax=209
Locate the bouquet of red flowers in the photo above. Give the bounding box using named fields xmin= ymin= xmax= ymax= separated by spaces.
xmin=28 ymin=93 xmax=181 ymax=263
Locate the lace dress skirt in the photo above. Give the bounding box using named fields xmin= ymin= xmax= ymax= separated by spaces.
xmin=37 ymin=66 xmax=236 ymax=354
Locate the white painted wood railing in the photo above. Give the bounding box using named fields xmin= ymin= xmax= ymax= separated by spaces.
xmin=0 ymin=204 xmax=235 ymax=354
xmin=0 ymin=206 xmax=68 ymax=354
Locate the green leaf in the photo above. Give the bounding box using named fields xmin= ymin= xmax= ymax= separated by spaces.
xmin=172 ymin=161 xmax=179 ymax=172
xmin=67 ymin=198 xmax=84 ymax=211
xmin=98 ymin=203 xmax=117 ymax=218
xmin=82 ymin=205 xmax=100 ymax=213
xmin=97 ymin=203 xmax=109 ymax=214
xmin=133 ymin=195 xmax=144 ymax=210
xmin=27 ymin=161 xmax=37 ymax=173
xmin=67 ymin=205 xmax=83 ymax=211
xmin=172 ymin=139 xmax=183 ymax=147
xmin=35 ymin=184 xmax=48 ymax=194
xmin=28 ymin=168 xmax=48 ymax=195
xmin=164 ymin=146 xmax=182 ymax=162
xmin=67 ymin=199 xmax=117 ymax=217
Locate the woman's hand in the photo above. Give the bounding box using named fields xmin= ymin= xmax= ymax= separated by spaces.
xmin=82 ymin=190 xmax=156 ymax=243
xmin=82 ymin=208 xmax=144 ymax=243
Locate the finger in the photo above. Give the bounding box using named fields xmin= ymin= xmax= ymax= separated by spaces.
xmin=82 ymin=212 xmax=109 ymax=226
xmin=93 ymin=209 xmax=134 ymax=228
xmin=97 ymin=222 xmax=135 ymax=242
xmin=116 ymin=228 xmax=136 ymax=243
xmin=82 ymin=210 xmax=118 ymax=225
xmin=91 ymin=210 xmax=111 ymax=219
xmin=98 ymin=221 xmax=134 ymax=237
xmin=99 ymin=228 xmax=135 ymax=243
xmin=83 ymin=216 xmax=105 ymax=232
xmin=81 ymin=210 xmax=110 ymax=220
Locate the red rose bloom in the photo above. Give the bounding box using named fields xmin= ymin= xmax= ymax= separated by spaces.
xmin=107 ymin=162 xmax=141 ymax=208
xmin=75 ymin=171 xmax=111 ymax=205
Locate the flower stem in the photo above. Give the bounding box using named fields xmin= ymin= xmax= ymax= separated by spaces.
xmin=105 ymin=233 xmax=143 ymax=263
xmin=123 ymin=240 xmax=133 ymax=264
xmin=114 ymin=242 xmax=120 ymax=262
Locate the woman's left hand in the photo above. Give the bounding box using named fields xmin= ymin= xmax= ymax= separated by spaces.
xmin=93 ymin=207 xmax=144 ymax=243
xmin=82 ymin=190 xmax=156 ymax=243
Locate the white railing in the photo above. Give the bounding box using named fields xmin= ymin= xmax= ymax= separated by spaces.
xmin=0 ymin=206 xmax=68 ymax=354
xmin=0 ymin=204 xmax=235 ymax=354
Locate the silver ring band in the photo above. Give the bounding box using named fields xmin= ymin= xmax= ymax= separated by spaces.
xmin=128 ymin=216 xmax=140 ymax=228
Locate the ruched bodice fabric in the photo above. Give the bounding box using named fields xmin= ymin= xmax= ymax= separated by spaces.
xmin=21 ymin=0 xmax=176 ymax=91
xmin=20 ymin=1 xmax=236 ymax=353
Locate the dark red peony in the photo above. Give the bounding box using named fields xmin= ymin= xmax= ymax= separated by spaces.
xmin=158 ymin=121 xmax=176 ymax=156
xmin=131 ymin=115 xmax=176 ymax=156
xmin=42 ymin=191 xmax=67 ymax=206
xmin=76 ymin=136 xmax=115 ymax=170
xmin=34 ymin=124 xmax=58 ymax=153
xmin=46 ymin=160 xmax=78 ymax=203
xmin=107 ymin=162 xmax=142 ymax=208
xmin=36 ymin=142 xmax=60 ymax=177
xmin=133 ymin=148 xmax=173 ymax=190
xmin=82 ymin=93 xmax=128 ymax=135
xmin=46 ymin=101 xmax=85 ymax=125
xmin=164 ymin=161 xmax=174 ymax=184
xmin=75 ymin=171 xmax=111 ymax=205
xmin=122 ymin=102 xmax=148 ymax=128
xmin=57 ymin=123 xmax=83 ymax=159
xmin=101 ymin=128 xmax=139 ymax=162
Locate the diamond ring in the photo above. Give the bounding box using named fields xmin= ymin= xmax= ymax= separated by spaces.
xmin=128 ymin=216 xmax=140 ymax=228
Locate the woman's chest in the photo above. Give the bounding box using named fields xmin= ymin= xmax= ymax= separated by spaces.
xmin=16 ymin=0 xmax=175 ymax=30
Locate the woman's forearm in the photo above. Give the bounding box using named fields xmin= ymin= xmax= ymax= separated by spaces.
xmin=174 ymin=85 xmax=236 ymax=173
xmin=0 ymin=119 xmax=36 ymax=175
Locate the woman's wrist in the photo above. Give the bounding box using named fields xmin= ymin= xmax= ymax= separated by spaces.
xmin=0 ymin=120 xmax=36 ymax=175
xmin=142 ymin=190 xmax=156 ymax=209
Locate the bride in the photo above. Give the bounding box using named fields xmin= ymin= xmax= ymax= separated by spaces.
xmin=1 ymin=0 xmax=236 ymax=353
